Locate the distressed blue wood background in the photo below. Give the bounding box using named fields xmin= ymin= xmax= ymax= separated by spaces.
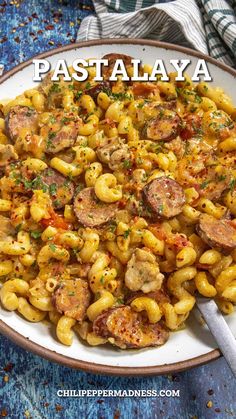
xmin=0 ymin=1 xmax=236 ymax=418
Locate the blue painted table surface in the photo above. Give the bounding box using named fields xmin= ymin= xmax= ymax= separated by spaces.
xmin=0 ymin=1 xmax=236 ymax=418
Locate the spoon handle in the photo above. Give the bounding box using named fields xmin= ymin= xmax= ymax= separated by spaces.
xmin=196 ymin=297 xmax=236 ymax=377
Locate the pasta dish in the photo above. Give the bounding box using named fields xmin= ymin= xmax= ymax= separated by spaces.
xmin=0 ymin=54 xmax=235 ymax=349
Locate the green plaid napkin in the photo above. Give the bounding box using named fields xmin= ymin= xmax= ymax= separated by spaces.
xmin=77 ymin=0 xmax=236 ymax=67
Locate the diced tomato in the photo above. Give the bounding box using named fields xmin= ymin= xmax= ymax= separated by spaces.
xmin=166 ymin=233 xmax=191 ymax=251
xmin=41 ymin=210 xmax=71 ymax=230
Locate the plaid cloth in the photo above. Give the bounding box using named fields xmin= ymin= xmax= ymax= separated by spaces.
xmin=77 ymin=0 xmax=236 ymax=67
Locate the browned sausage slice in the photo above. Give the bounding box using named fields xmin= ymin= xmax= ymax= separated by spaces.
xmin=102 ymin=54 xmax=133 ymax=78
xmin=142 ymin=177 xmax=185 ymax=219
xmin=53 ymin=278 xmax=91 ymax=321
xmin=37 ymin=168 xmax=74 ymax=209
xmin=45 ymin=125 xmax=78 ymax=154
xmin=85 ymin=81 xmax=111 ymax=100
xmin=93 ymin=306 xmax=169 ymax=349
xmin=6 ymin=106 xmax=38 ymax=141
xmin=197 ymin=214 xmax=236 ymax=252
xmin=145 ymin=108 xmax=181 ymax=141
xmin=74 ymin=187 xmax=118 ymax=227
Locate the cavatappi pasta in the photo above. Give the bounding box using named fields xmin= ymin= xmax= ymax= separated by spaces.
xmin=0 ymin=53 xmax=236 ymax=349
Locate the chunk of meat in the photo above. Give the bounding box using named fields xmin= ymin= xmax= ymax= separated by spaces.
xmin=53 ymin=278 xmax=91 ymax=321
xmin=0 ymin=144 xmax=18 ymax=167
xmin=132 ymin=82 xmax=159 ymax=98
xmin=45 ymin=125 xmax=79 ymax=154
xmin=97 ymin=138 xmax=131 ymax=170
xmin=125 ymin=248 xmax=164 ymax=293
xmin=39 ymin=74 xmax=66 ymax=109
xmin=6 ymin=106 xmax=38 ymax=141
xmin=40 ymin=110 xmax=81 ymax=154
xmin=85 ymin=81 xmax=111 ymax=100
xmin=38 ymin=168 xmax=75 ymax=209
xmin=142 ymin=177 xmax=185 ymax=219
xmin=197 ymin=214 xmax=236 ymax=252
xmin=165 ymin=137 xmax=185 ymax=159
xmin=74 ymin=187 xmax=118 ymax=227
xmin=93 ymin=306 xmax=169 ymax=349
xmin=180 ymin=114 xmax=202 ymax=140
xmin=176 ymin=153 xmax=231 ymax=201
xmin=199 ymin=171 xmax=231 ymax=201
xmin=144 ymin=108 xmax=181 ymax=141
xmin=0 ymin=215 xmax=15 ymax=240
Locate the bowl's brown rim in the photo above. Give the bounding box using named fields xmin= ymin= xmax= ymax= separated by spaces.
xmin=0 ymin=38 xmax=232 ymax=376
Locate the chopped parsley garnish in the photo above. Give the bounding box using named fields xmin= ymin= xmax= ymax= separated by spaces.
xmin=123 ymin=159 xmax=132 ymax=169
xmin=49 ymin=115 xmax=56 ymax=124
xmin=75 ymin=184 xmax=84 ymax=194
xmin=46 ymin=131 xmax=56 ymax=149
xmin=68 ymin=84 xmax=74 ymax=91
xmin=49 ymin=83 xmax=61 ymax=93
xmin=123 ymin=229 xmax=131 ymax=239
xmin=230 ymin=178 xmax=236 ymax=191
xmin=30 ymin=231 xmax=41 ymax=239
xmin=85 ymin=82 xmax=91 ymax=89
xmin=75 ymin=91 xmax=83 ymax=100
xmin=137 ymin=102 xmax=145 ymax=109
xmin=200 ymin=180 xmax=210 ymax=189
xmin=54 ymin=199 xmax=62 ymax=207
xmin=217 ymin=174 xmax=226 ymax=182
xmin=49 ymin=243 xmax=56 ymax=252
xmin=110 ymin=92 xmax=132 ymax=101
xmin=116 ymin=297 xmax=124 ymax=305
xmin=100 ymin=276 xmax=105 ymax=285
xmin=68 ymin=291 xmax=75 ymax=296
xmin=49 ymin=183 xmax=57 ymax=196
xmin=158 ymin=204 xmax=164 ymax=214
xmin=108 ymin=221 xmax=117 ymax=233
xmin=15 ymin=224 xmax=22 ymax=233
xmin=194 ymin=95 xmax=202 ymax=103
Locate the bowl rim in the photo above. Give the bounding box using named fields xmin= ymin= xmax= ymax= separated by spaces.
xmin=1 ymin=38 xmax=234 ymax=376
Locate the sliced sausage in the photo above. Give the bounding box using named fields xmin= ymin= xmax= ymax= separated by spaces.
xmin=53 ymin=278 xmax=91 ymax=321
xmin=93 ymin=306 xmax=169 ymax=349
xmin=85 ymin=81 xmax=111 ymax=100
xmin=144 ymin=108 xmax=181 ymax=141
xmin=6 ymin=106 xmax=38 ymax=141
xmin=102 ymin=53 xmax=133 ymax=78
xmin=197 ymin=214 xmax=236 ymax=252
xmin=74 ymin=187 xmax=118 ymax=227
xmin=37 ymin=168 xmax=74 ymax=209
xmin=142 ymin=177 xmax=185 ymax=219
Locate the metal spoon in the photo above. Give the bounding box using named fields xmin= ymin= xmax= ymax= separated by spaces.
xmin=196 ymin=296 xmax=236 ymax=377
